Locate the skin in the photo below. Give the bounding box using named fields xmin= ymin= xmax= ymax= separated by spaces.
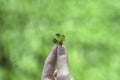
xmin=41 ymin=45 xmax=74 ymax=80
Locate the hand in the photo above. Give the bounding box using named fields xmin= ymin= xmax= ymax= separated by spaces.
xmin=41 ymin=45 xmax=74 ymax=80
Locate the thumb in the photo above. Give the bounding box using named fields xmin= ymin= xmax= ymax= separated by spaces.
xmin=57 ymin=45 xmax=68 ymax=68
xmin=57 ymin=45 xmax=71 ymax=80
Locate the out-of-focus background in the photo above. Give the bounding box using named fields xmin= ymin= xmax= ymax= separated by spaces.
xmin=0 ymin=0 xmax=120 ymax=80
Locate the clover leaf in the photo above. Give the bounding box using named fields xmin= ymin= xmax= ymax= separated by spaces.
xmin=53 ymin=33 xmax=65 ymax=45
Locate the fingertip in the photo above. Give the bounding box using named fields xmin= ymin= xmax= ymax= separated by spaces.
xmin=57 ymin=45 xmax=66 ymax=50
xmin=57 ymin=45 xmax=68 ymax=64
xmin=57 ymin=46 xmax=66 ymax=56
xmin=58 ymin=45 xmax=65 ymax=48
xmin=51 ymin=45 xmax=58 ymax=53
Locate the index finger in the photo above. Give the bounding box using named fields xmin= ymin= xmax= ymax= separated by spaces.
xmin=41 ymin=45 xmax=58 ymax=80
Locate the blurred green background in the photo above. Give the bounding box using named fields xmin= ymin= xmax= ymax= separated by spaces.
xmin=0 ymin=0 xmax=120 ymax=80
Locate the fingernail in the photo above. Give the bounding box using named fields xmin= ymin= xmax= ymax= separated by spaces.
xmin=57 ymin=47 xmax=66 ymax=56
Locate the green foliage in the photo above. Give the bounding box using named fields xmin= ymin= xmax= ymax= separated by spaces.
xmin=53 ymin=33 xmax=65 ymax=45
xmin=0 ymin=0 xmax=120 ymax=80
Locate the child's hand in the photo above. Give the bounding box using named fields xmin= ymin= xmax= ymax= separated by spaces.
xmin=41 ymin=45 xmax=74 ymax=80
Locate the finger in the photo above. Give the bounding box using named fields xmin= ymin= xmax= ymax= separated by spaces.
xmin=41 ymin=45 xmax=58 ymax=80
xmin=53 ymin=70 xmax=57 ymax=79
xmin=57 ymin=45 xmax=69 ymax=69
xmin=57 ymin=45 xmax=71 ymax=80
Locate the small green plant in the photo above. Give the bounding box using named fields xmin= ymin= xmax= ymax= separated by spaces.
xmin=53 ymin=33 xmax=65 ymax=45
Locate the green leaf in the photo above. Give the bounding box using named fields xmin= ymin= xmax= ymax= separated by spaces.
xmin=53 ymin=33 xmax=65 ymax=45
